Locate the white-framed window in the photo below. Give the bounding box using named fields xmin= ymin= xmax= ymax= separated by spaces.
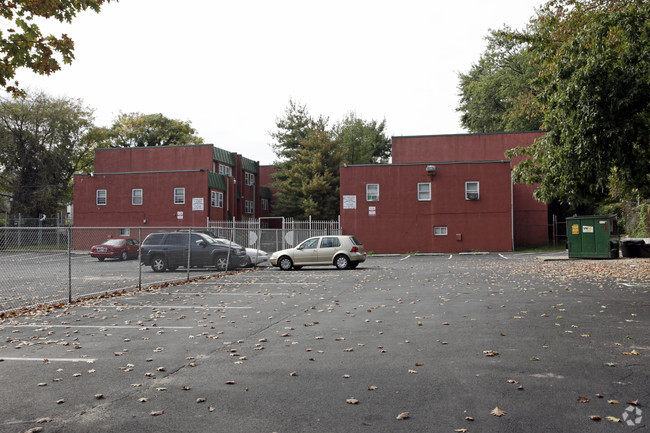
xmin=211 ymin=191 xmax=223 ymax=208
xmin=96 ymin=189 xmax=107 ymax=206
xmin=120 ymin=228 xmax=131 ymax=236
xmin=132 ymin=188 xmax=143 ymax=206
xmin=366 ymin=184 xmax=379 ymax=201
xmin=174 ymin=187 xmax=185 ymax=204
xmin=219 ymin=164 xmax=232 ymax=177
xmin=261 ymin=198 xmax=268 ymax=211
xmin=465 ymin=181 xmax=480 ymax=200
xmin=418 ymin=182 xmax=431 ymax=201
xmin=245 ymin=200 xmax=254 ymax=214
xmin=245 ymin=172 xmax=255 ymax=186
xmin=434 ymin=226 xmax=448 ymax=236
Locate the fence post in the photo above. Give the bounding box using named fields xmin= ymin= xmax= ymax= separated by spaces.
xmin=138 ymin=227 xmax=142 ymax=290
xmin=68 ymin=226 xmax=72 ymax=303
xmin=186 ymin=228 xmax=191 ymax=281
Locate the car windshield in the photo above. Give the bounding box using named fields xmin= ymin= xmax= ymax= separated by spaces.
xmin=102 ymin=239 xmax=124 ymax=246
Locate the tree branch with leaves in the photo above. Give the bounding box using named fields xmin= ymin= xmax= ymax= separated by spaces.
xmin=1 ymin=0 xmax=115 ymax=97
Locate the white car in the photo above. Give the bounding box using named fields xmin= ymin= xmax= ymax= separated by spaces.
xmin=213 ymin=238 xmax=269 ymax=266
xmin=270 ymin=235 xmax=366 ymax=270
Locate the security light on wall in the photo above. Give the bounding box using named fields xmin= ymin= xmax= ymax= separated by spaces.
xmin=426 ymin=165 xmax=436 ymax=176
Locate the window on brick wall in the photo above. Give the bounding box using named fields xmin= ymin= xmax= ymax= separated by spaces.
xmin=174 ymin=188 xmax=185 ymax=204
xmin=219 ymin=164 xmax=232 ymax=177
xmin=366 ymin=184 xmax=379 ymax=201
xmin=96 ymin=189 xmax=107 ymax=206
xmin=211 ymin=191 xmax=223 ymax=207
xmin=434 ymin=226 xmax=448 ymax=236
xmin=132 ymin=189 xmax=143 ymax=205
xmin=465 ymin=181 xmax=479 ymax=200
xmin=417 ymin=183 xmax=431 ymax=201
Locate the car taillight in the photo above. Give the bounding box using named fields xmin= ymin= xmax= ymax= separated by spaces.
xmin=350 ymin=246 xmax=358 ymax=253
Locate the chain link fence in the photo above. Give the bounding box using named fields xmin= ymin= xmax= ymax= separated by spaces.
xmin=0 ymin=227 xmax=247 ymax=316
xmin=0 ymin=218 xmax=343 ymax=315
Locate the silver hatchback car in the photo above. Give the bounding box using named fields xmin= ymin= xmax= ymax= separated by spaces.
xmin=270 ymin=235 xmax=366 ymax=270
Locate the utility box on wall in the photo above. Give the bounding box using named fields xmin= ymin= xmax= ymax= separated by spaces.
xmin=566 ymin=215 xmax=619 ymax=259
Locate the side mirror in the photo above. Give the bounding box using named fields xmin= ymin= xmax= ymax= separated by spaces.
xmin=198 ymin=240 xmax=206 ymax=247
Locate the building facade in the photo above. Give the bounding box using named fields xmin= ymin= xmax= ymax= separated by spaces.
xmin=339 ymin=132 xmax=548 ymax=253
xmin=73 ymin=145 xmax=271 ymax=234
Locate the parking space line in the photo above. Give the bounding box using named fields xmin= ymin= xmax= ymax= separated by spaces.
xmin=170 ymin=293 xmax=287 ymax=296
xmin=204 ymin=282 xmax=317 ymax=285
xmin=8 ymin=324 xmax=195 ymax=329
xmin=0 ymin=357 xmax=96 ymax=363
xmin=80 ymin=305 xmax=253 ymax=310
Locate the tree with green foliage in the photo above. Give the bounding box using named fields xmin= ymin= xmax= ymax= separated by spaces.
xmin=506 ymin=0 xmax=650 ymax=206
xmin=286 ymin=127 xmax=343 ymax=220
xmin=270 ymin=100 xmax=388 ymax=219
xmin=1 ymin=0 xmax=116 ymax=97
xmin=334 ymin=112 xmax=391 ymax=164
xmin=270 ymin=99 xmax=330 ymax=218
xmin=99 ymin=112 xmax=203 ymax=147
xmin=457 ymin=28 xmax=543 ymax=133
xmin=0 ymin=92 xmax=96 ymax=216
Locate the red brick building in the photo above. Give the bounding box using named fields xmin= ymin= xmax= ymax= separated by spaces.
xmin=73 ymin=145 xmax=271 ymax=233
xmin=340 ymin=132 xmax=548 ymax=253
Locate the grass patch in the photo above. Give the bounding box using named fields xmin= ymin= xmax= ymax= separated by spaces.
xmin=514 ymin=244 xmax=567 ymax=253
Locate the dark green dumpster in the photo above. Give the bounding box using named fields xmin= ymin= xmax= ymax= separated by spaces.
xmin=566 ymin=215 xmax=619 ymax=259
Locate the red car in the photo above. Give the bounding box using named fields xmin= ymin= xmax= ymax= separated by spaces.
xmin=90 ymin=238 xmax=140 ymax=261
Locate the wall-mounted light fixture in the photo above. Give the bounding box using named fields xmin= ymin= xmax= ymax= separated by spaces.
xmin=426 ymin=165 xmax=436 ymax=176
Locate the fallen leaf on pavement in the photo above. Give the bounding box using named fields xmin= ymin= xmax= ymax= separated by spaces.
xmin=621 ymin=350 xmax=640 ymax=355
xmin=150 ymin=411 xmax=164 ymax=416
xmin=396 ymin=412 xmax=410 ymax=420
xmin=605 ymin=416 xmax=621 ymax=423
xmin=577 ymin=396 xmax=590 ymax=403
xmin=590 ymin=415 xmax=601 ymax=421
xmin=491 ymin=406 xmax=507 ymax=417
xmin=346 ymin=398 xmax=359 ymax=404
xmin=607 ymin=400 xmax=620 ymax=404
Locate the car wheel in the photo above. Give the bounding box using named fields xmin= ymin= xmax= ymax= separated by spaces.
xmin=278 ymin=256 xmax=293 ymax=271
xmin=120 ymin=251 xmax=128 ymax=261
xmin=151 ymin=256 xmax=167 ymax=272
xmin=240 ymin=256 xmax=252 ymax=268
xmin=335 ymin=254 xmax=350 ymax=270
xmin=215 ymin=255 xmax=229 ymax=271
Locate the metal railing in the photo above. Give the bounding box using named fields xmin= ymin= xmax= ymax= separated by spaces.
xmin=207 ymin=216 xmax=342 ymax=253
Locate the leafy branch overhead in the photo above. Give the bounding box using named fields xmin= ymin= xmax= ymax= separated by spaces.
xmin=506 ymin=0 xmax=650 ymax=205
xmin=459 ymin=0 xmax=650 ymax=206
xmin=0 ymin=0 xmax=116 ymax=97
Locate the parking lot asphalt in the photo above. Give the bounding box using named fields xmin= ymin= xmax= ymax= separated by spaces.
xmin=0 ymin=254 xmax=648 ymax=433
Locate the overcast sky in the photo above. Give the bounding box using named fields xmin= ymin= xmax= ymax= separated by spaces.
xmin=10 ymin=0 xmax=543 ymax=165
